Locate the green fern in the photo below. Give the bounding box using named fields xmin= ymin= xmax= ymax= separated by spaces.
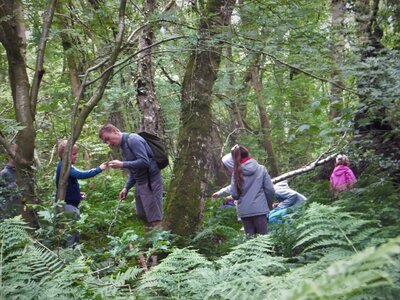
xmin=217 ymin=234 xmax=275 ymax=267
xmin=138 ymin=235 xmax=287 ymax=300
xmin=283 ymin=236 xmax=400 ymax=300
xmin=294 ymin=203 xmax=380 ymax=255
xmin=84 ymin=265 xmax=141 ymax=299
xmin=138 ymin=248 xmax=212 ymax=298
xmin=0 ymin=216 xmax=31 ymax=263
xmin=191 ymin=224 xmax=241 ymax=258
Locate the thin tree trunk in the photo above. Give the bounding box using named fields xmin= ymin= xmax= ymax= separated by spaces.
xmin=57 ymin=2 xmax=82 ymax=99
xmin=164 ymin=0 xmax=235 ymax=236
xmin=57 ymin=0 xmax=127 ymax=201
xmin=329 ymin=0 xmax=346 ymax=119
xmin=250 ymin=64 xmax=279 ymax=177
xmin=224 ymin=45 xmax=246 ymax=139
xmin=136 ymin=0 xmax=162 ymax=135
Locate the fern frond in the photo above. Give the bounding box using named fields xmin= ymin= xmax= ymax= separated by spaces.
xmin=138 ymin=235 xmax=287 ymax=300
xmin=0 ymin=216 xmax=30 ymax=262
xmin=294 ymin=203 xmax=378 ymax=254
xmin=192 ymin=224 xmax=238 ymax=243
xmin=139 ymin=248 xmax=212 ymax=297
xmin=29 ymin=246 xmax=65 ymax=282
xmin=83 ymin=265 xmax=141 ymax=299
xmin=217 ymin=234 xmax=275 ymax=267
xmin=284 ymin=236 xmax=400 ymax=300
xmin=113 ymin=266 xmax=141 ymax=284
xmin=190 ymin=257 xmax=287 ymax=300
xmin=203 ymin=275 xmax=269 ymax=300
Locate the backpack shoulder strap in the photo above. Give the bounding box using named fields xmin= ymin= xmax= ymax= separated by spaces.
xmin=126 ymin=133 xmax=152 ymax=157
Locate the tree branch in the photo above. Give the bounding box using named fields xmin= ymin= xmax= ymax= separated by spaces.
xmin=222 ymin=38 xmax=360 ymax=96
xmin=30 ymin=0 xmax=58 ymax=117
xmin=271 ymin=153 xmax=337 ymax=184
xmin=84 ymin=35 xmax=187 ymax=87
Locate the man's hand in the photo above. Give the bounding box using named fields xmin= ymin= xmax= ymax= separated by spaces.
xmin=108 ymin=160 xmax=123 ymax=169
xmin=119 ymin=188 xmax=128 ymax=200
xmin=272 ymin=202 xmax=278 ymax=208
xmin=80 ymin=192 xmax=87 ymax=200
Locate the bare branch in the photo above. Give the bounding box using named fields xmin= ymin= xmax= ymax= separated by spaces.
xmin=84 ymin=35 xmax=187 ymax=87
xmin=271 ymin=153 xmax=337 ymax=184
xmin=30 ymin=0 xmax=58 ymax=117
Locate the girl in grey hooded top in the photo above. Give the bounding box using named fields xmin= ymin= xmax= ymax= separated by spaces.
xmin=213 ymin=146 xmax=275 ymax=219
xmin=231 ymin=154 xmax=274 ymax=218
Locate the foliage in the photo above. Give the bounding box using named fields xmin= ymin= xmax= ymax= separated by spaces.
xmin=2 ymin=167 xmax=400 ymax=299
xmin=293 ymin=202 xmax=380 ymax=256
xmin=282 ymin=236 xmax=400 ymax=300
xmin=1 ymin=0 xmax=400 ymax=298
xmin=137 ymin=231 xmax=400 ymax=300
xmin=191 ymin=224 xmax=242 ymax=258
xmin=0 ymin=216 xmax=141 ymax=299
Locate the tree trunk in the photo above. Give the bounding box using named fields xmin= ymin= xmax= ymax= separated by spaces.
xmin=250 ymin=64 xmax=279 ymax=177
xmin=0 ymin=0 xmax=56 ymax=227
xmin=164 ymin=0 xmax=235 ymax=236
xmin=224 ymin=45 xmax=246 ymax=141
xmin=353 ymin=0 xmax=400 ymax=177
xmin=136 ymin=0 xmax=162 ymax=136
xmin=57 ymin=0 xmax=127 ymax=201
xmin=56 ymin=3 xmax=82 ymax=99
xmin=329 ymin=0 xmax=346 ymax=119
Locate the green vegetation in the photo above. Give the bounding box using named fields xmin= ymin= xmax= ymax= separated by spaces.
xmin=1 ymin=0 xmax=400 ymax=298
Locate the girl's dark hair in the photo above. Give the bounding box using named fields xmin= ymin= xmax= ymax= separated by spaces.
xmin=231 ymin=145 xmax=249 ymax=196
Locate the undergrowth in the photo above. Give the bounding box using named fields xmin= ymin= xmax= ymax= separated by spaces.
xmin=1 ymin=165 xmax=399 ymax=299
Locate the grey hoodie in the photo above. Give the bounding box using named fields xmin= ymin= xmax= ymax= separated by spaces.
xmin=230 ymin=159 xmax=275 ymax=218
xmin=273 ymin=180 xmax=307 ymax=210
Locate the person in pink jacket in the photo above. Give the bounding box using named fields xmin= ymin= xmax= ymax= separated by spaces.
xmin=330 ymin=154 xmax=357 ymax=195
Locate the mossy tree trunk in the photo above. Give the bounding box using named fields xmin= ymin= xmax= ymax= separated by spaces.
xmin=0 ymin=0 xmax=56 ymax=227
xmin=164 ymin=0 xmax=235 ymax=236
xmin=353 ymin=0 xmax=400 ymax=176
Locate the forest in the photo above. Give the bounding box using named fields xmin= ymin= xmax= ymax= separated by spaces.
xmin=0 ymin=0 xmax=400 ymax=299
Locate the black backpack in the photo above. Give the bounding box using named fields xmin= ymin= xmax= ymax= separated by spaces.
xmin=138 ymin=132 xmax=169 ymax=170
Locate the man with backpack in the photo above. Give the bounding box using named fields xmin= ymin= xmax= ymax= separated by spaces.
xmin=99 ymin=124 xmax=165 ymax=229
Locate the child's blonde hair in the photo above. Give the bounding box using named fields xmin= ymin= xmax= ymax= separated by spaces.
xmin=57 ymin=139 xmax=78 ymax=159
xmin=336 ymin=154 xmax=350 ymax=166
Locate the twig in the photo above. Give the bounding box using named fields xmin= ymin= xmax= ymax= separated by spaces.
xmin=47 ymin=143 xmax=57 ymax=167
xmin=33 ymin=239 xmax=63 ymax=259
xmin=220 ymin=127 xmax=253 ymax=158
xmin=89 ymin=264 xmax=114 ymax=276
xmin=108 ymin=199 xmax=123 ymax=235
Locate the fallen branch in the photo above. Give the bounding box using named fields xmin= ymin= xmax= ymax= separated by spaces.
xmin=271 ymin=153 xmax=337 ymax=184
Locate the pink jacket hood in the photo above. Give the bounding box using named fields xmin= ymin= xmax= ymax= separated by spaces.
xmin=330 ymin=165 xmax=356 ymax=190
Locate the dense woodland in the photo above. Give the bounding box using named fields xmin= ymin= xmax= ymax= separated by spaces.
xmin=1 ymin=0 xmax=400 ymax=299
